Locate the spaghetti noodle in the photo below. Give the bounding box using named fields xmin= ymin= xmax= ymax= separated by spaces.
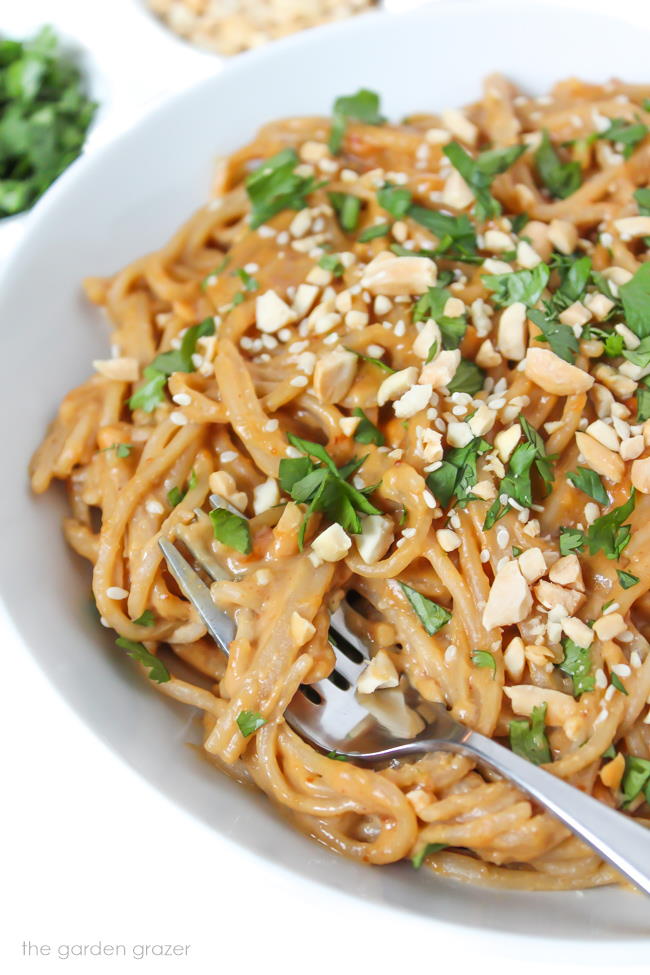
xmin=31 ymin=75 xmax=650 ymax=889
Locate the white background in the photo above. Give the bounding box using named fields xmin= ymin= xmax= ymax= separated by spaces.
xmin=2 ymin=1 xmax=650 ymax=972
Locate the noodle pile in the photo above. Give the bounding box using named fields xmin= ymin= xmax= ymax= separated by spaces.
xmin=31 ymin=75 xmax=650 ymax=890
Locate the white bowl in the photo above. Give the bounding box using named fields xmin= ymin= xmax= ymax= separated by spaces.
xmin=2 ymin=0 xmax=650 ymax=948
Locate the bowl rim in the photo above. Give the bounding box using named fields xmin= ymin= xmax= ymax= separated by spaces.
xmin=2 ymin=0 xmax=650 ymax=953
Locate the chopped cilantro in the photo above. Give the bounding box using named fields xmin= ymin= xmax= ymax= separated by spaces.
xmin=482 ymin=262 xmax=550 ymax=308
xmin=328 ymin=191 xmax=362 ymax=232
xmin=447 ymin=359 xmax=485 ymax=395
xmin=132 ymin=609 xmax=156 ymax=627
xmin=345 ymin=346 xmax=395 ymax=373
xmin=411 ymin=843 xmax=448 ymax=869
xmin=412 ymin=285 xmax=467 ymax=349
xmin=529 ymin=309 xmax=578 ymax=363
xmin=210 ymin=508 xmax=252 ymax=554
xmin=617 ymin=569 xmax=639 ymax=589
xmin=167 ymin=486 xmax=185 ymax=508
xmin=352 ymin=407 xmax=385 ymax=446
xmin=278 ymin=433 xmax=381 ymax=547
xmin=566 ymin=467 xmax=609 ymax=505
xmin=443 ymin=141 xmax=526 ymax=222
xmin=587 ymin=490 xmax=636 ymax=560
xmin=102 ymin=442 xmax=133 ymax=458
xmin=128 ymin=366 xmax=167 ymax=413
xmin=328 ymin=88 xmax=385 ymax=155
xmin=611 ymin=673 xmax=629 ymax=696
xmin=377 ymin=182 xmax=412 ymax=218
xmin=559 ymin=526 xmax=586 ymax=556
xmin=235 ymin=267 xmax=259 ymax=291
xmin=509 ymin=703 xmax=551 ymax=765
xmin=535 ymin=130 xmax=582 ymax=199
xmin=358 ymin=222 xmax=390 ymax=243
xmin=621 ymin=756 xmax=650 ymax=804
xmin=326 ymin=750 xmax=349 ymax=761
xmin=116 ymin=637 xmax=170 ymax=684
xmin=620 ymin=264 xmax=650 ymax=339
xmin=636 ymin=379 xmax=650 ymax=422
xmin=407 ymin=205 xmax=478 ymax=262
xmin=246 ymin=147 xmax=323 ymax=228
xmin=318 ymin=253 xmax=344 ymax=276
xmin=0 ymin=26 xmax=96 ymax=217
xmin=236 ymin=710 xmax=266 ymax=737
xmin=598 ymin=117 xmax=647 ymax=159
xmin=399 ymin=583 xmax=451 ymax=636
xmin=559 ymin=637 xmax=594 ymax=696
xmin=472 ymin=650 xmax=496 ymax=677
xmin=426 ymin=437 xmax=490 ymax=509
xmin=150 ymin=317 xmax=215 ymax=376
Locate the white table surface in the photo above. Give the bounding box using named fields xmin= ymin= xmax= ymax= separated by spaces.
xmin=2 ymin=1 xmax=649 ymax=972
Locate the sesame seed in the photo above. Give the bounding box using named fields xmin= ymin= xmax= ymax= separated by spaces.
xmin=106 ymin=586 xmax=128 ymax=600
xmin=423 ymin=490 xmax=436 ymax=509
xmin=402 ymin=527 xmax=416 ymax=539
xmin=145 ymin=499 xmax=164 ymax=515
xmin=264 ymin=419 xmax=279 ymax=432
xmin=220 ymin=450 xmax=238 ymax=463
xmin=605 ymin=685 xmax=616 ymax=701
xmin=630 ymin=651 xmax=642 ymax=669
xmin=480 ymin=549 xmax=490 ymax=563
xmin=170 ymin=411 xmax=188 ymax=426
xmin=603 ymin=602 xmax=620 ymax=615
xmin=496 ymin=527 xmax=510 ymax=549
xmin=172 ymin=393 xmax=191 ymax=406
xmin=286 ymin=446 xmax=302 ymax=458
xmin=444 ymin=645 xmax=457 ymax=662
xmin=612 ymin=663 xmax=631 ymax=678
xmin=595 ymin=668 xmax=607 ymax=689
xmin=290 ymin=375 xmax=309 ymax=387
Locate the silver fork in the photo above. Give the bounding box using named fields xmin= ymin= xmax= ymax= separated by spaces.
xmin=159 ymin=496 xmax=650 ymax=896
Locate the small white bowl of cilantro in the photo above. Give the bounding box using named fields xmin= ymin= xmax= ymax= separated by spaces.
xmin=0 ymin=25 xmax=97 ymax=220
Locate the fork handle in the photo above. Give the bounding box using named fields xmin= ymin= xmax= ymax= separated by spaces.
xmin=436 ymin=730 xmax=650 ymax=896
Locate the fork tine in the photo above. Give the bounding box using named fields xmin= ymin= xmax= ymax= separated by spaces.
xmin=158 ymin=538 xmax=235 ymax=654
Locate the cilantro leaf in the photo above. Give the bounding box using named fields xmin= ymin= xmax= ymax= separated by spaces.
xmin=246 ymin=148 xmax=323 ymax=228
xmin=621 ymin=756 xmax=650 ymax=804
xmin=210 ymin=508 xmax=252 ymax=554
xmin=399 ymin=583 xmax=451 ymax=636
xmin=377 ymin=182 xmax=412 ymax=218
xmin=407 ymin=205 xmax=478 ymax=262
xmin=617 ymin=569 xmax=639 ymax=589
xmin=236 ymin=710 xmax=266 ymax=737
xmin=472 ymin=650 xmax=496 ymax=677
xmin=443 ymin=141 xmax=525 ymax=221
xmin=326 ymin=750 xmax=349 ymax=761
xmin=352 ymin=408 xmax=385 ymax=446
xmin=550 ymin=254 xmax=592 ymax=311
xmin=412 ymin=286 xmax=467 ymax=349
xmin=0 ymin=27 xmax=96 ymax=217
xmin=280 ymin=434 xmax=381 ymax=546
xmin=132 ymin=609 xmax=156 ymax=627
xmin=116 ymin=637 xmax=170 ymax=683
xmin=559 ymin=527 xmax=586 ymax=556
xmin=620 ymin=264 xmax=650 ymax=339
xmin=587 ymin=490 xmax=636 ymax=560
xmin=509 ymin=703 xmax=551 ymax=765
xmin=128 ymin=366 xmax=167 ymax=413
xmin=559 ymin=637 xmax=594 ymax=696
xmin=447 ymin=359 xmax=485 ymax=395
xmin=482 ymin=263 xmax=550 ymax=308
xmin=167 ymin=486 xmax=185 ymax=508
xmin=611 ymin=673 xmax=629 ymax=696
xmin=318 ymin=253 xmax=344 ymax=276
xmin=328 ymin=89 xmax=385 ymax=155
xmin=535 ymin=130 xmax=582 ymax=199
xmin=150 ymin=317 xmax=215 ymax=376
xmin=635 ymin=187 xmax=650 ymax=215
xmin=529 ymin=309 xmax=578 ymax=363
xmin=566 ymin=467 xmax=609 ymax=505
xmin=411 ymin=843 xmax=448 ymax=869
xmin=598 ymin=117 xmax=647 ymax=159
xmin=358 ymin=222 xmax=390 ymax=243
xmin=636 ymin=378 xmax=650 ymax=422
xmin=426 ymin=437 xmax=490 ymax=508
xmin=329 ymin=191 xmax=362 ymax=232
xmin=345 ymin=346 xmax=395 ymax=373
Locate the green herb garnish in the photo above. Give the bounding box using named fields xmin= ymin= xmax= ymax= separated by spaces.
xmin=611 ymin=673 xmax=629 ymax=696
xmin=482 ymin=263 xmax=550 ymax=308
xmin=559 ymin=637 xmax=594 ymax=697
xmin=399 ymin=583 xmax=451 ymax=636
xmin=472 ymin=650 xmax=496 ymax=677
xmin=566 ymin=467 xmax=609 ymax=505
xmin=236 ymin=710 xmax=266 ymax=737
xmin=329 ymin=191 xmax=362 ymax=232
xmin=132 ymin=609 xmax=156 ymax=627
xmin=210 ymin=508 xmax=252 ymax=554
xmin=377 ymin=182 xmax=413 ymax=218
xmin=443 ymin=141 xmax=526 ymax=222
xmin=411 ymin=843 xmax=448 ymax=869
xmin=509 ymin=703 xmax=551 ymax=765
xmin=352 ymin=407 xmax=385 ymax=446
xmin=116 ymin=637 xmax=170 ymax=683
xmin=621 ymin=756 xmax=650 ymax=804
xmin=535 ymin=130 xmax=582 ymax=199
xmin=318 ymin=253 xmax=344 ymax=276
xmin=358 ymin=222 xmax=391 ymax=243
xmin=447 ymin=359 xmax=485 ymax=395
xmin=587 ymin=490 xmax=636 ymax=560
xmin=328 ymin=88 xmax=385 ymax=155
xmin=246 ymin=147 xmax=323 ymax=228
xmin=617 ymin=569 xmax=639 ymax=589
xmin=426 ymin=437 xmax=491 ymax=509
